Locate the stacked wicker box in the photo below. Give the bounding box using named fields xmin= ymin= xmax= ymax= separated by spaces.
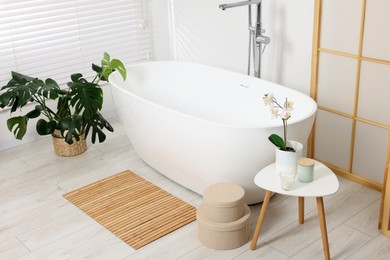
xmin=197 ymin=183 xmax=251 ymax=250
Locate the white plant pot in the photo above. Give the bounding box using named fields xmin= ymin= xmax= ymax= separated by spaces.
xmin=275 ymin=140 xmax=303 ymax=174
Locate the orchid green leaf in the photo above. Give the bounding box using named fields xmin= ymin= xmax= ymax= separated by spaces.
xmin=268 ymin=134 xmax=285 ymax=150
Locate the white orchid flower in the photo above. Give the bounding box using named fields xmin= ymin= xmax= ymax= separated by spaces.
xmin=270 ymin=108 xmax=280 ymax=119
xmin=263 ymin=93 xmax=274 ymax=107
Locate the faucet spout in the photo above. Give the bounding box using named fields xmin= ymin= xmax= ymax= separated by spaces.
xmin=219 ymin=0 xmax=262 ymax=10
xmin=219 ymin=0 xmax=269 ymax=78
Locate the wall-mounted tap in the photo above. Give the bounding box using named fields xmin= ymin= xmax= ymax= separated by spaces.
xmin=219 ymin=0 xmax=270 ymax=78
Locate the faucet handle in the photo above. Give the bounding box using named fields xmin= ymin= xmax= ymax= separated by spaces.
xmin=256 ymin=35 xmax=271 ymax=45
xmin=248 ymin=26 xmax=256 ymax=32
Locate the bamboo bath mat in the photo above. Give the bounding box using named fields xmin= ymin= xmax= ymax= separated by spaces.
xmin=64 ymin=170 xmax=196 ymax=249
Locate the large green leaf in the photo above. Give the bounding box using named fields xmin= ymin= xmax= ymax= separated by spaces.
xmin=91 ymin=63 xmax=105 ymax=80
xmin=0 ymin=91 xmax=17 ymax=108
xmin=84 ymin=112 xmax=114 ymax=144
xmin=26 ymin=106 xmax=41 ymax=119
xmin=100 ymin=52 xmax=112 ymax=82
xmin=11 ymin=71 xmax=36 ymax=82
xmin=7 ymin=116 xmax=28 ymax=140
xmin=109 ymin=59 xmax=127 ymax=81
xmin=56 ymin=96 xmax=71 ymax=120
xmin=58 ymin=115 xmax=84 ymax=144
xmin=67 ymin=74 xmax=103 ymax=120
xmin=102 ymin=52 xmax=111 ymax=67
xmin=70 ymin=73 xmax=83 ymax=83
xmin=0 ymin=72 xmax=39 ymax=112
xmin=98 ymin=52 xmax=127 ymax=82
xmin=37 ymin=78 xmax=60 ymax=100
xmin=36 ymin=119 xmax=56 ymax=135
xmin=92 ymin=63 xmax=103 ymax=74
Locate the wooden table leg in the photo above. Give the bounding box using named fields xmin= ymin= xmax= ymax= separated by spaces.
xmin=316 ymin=197 xmax=330 ymax=260
xmin=250 ymin=190 xmax=272 ymax=250
xmin=298 ymin=197 xmax=304 ymax=224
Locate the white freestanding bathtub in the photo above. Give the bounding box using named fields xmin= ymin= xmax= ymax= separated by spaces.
xmin=109 ymin=61 xmax=317 ymax=204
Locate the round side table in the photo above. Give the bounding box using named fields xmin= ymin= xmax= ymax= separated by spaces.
xmin=250 ymin=160 xmax=339 ymax=260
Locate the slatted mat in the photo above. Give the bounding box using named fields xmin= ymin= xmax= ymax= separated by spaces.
xmin=64 ymin=170 xmax=197 ymax=249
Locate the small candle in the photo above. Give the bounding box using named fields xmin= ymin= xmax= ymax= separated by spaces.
xmin=279 ymin=171 xmax=296 ymax=190
xmin=297 ymin=158 xmax=315 ymax=183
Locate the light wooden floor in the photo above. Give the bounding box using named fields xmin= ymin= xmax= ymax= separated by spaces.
xmin=1 ymin=118 xmax=390 ymax=260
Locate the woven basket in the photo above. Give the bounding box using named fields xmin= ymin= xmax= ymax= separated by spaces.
xmin=202 ymin=183 xmax=246 ymax=223
xmin=197 ymin=204 xmax=250 ymax=250
xmin=51 ymin=131 xmax=87 ymax=157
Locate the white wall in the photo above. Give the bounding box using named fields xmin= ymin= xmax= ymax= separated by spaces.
xmin=168 ymin=0 xmax=315 ymax=94
xmin=149 ymin=0 xmax=173 ymax=61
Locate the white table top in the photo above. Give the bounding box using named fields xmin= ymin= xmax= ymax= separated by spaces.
xmin=254 ymin=161 xmax=339 ymax=197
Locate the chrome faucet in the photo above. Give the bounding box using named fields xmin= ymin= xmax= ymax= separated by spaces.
xmin=219 ymin=0 xmax=262 ymax=10
xmin=219 ymin=0 xmax=270 ymax=78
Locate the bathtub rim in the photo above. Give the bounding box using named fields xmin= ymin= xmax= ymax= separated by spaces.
xmin=109 ymin=61 xmax=317 ymax=130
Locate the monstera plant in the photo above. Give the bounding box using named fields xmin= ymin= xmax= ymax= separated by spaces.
xmin=0 ymin=52 xmax=126 ymax=145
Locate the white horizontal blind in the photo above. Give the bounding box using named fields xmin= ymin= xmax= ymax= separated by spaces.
xmin=0 ymin=0 xmax=152 ymax=87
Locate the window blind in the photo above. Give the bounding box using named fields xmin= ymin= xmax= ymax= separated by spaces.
xmin=0 ymin=0 xmax=152 ymax=87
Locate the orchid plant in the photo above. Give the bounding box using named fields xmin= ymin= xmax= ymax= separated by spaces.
xmin=263 ymin=93 xmax=294 ymax=151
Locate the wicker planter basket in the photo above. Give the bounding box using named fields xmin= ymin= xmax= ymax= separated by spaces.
xmin=52 ymin=131 xmax=87 ymax=157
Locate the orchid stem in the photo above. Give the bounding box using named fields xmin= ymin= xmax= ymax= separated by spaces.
xmin=283 ymin=119 xmax=287 ymax=150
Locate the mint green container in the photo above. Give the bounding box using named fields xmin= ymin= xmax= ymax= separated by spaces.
xmin=297 ymin=158 xmax=315 ymax=183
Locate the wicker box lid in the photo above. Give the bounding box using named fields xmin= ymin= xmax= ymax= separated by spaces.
xmin=203 ymin=183 xmax=245 ymax=208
